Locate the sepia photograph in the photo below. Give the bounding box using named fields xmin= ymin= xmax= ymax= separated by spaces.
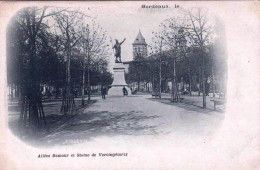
xmin=0 ymin=1 xmax=259 ymax=169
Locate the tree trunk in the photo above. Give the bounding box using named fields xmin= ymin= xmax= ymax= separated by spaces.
xmin=171 ymin=80 xmax=174 ymax=102
xmin=171 ymin=58 xmax=179 ymax=103
xmin=15 ymin=84 xmax=18 ymax=98
xmin=82 ymin=62 xmax=85 ymax=106
xmin=87 ymin=57 xmax=91 ymax=102
xmin=212 ymin=62 xmax=215 ymax=98
xmin=159 ymin=53 xmax=162 ymax=99
xmin=188 ymin=68 xmax=192 ymax=95
xmin=55 ymin=85 xmax=59 ymax=99
xmin=11 ymin=84 xmax=14 ymax=101
xmin=202 ymin=49 xmax=206 ymax=108
xmin=137 ymin=75 xmax=140 ymax=91
xmin=18 ymin=83 xmax=22 ymax=104
xmin=61 ymin=45 xmax=75 ymax=114
xmin=198 ymin=67 xmax=201 ymax=96
xmin=182 ymin=76 xmax=184 ymax=91
xmin=152 ymin=74 xmax=154 ymax=91
xmin=20 ymin=37 xmax=46 ymax=129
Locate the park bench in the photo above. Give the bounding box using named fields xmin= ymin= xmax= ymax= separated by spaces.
xmin=151 ymin=92 xmax=160 ymax=98
xmin=210 ymin=98 xmax=226 ymax=110
xmin=131 ymin=89 xmax=137 ymax=95
xmin=170 ymin=97 xmax=184 ymax=102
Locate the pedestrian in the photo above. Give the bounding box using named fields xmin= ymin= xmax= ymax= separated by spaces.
xmin=101 ymin=86 xmax=107 ymax=99
xmin=123 ymin=87 xmax=128 ymax=96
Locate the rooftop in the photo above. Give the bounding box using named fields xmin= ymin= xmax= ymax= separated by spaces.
xmin=132 ymin=30 xmax=147 ymax=45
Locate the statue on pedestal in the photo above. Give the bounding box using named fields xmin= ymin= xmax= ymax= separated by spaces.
xmin=112 ymin=38 xmax=126 ymax=63
xmin=108 ymin=38 xmax=131 ymax=96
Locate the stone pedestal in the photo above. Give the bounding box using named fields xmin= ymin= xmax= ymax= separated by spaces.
xmin=108 ymin=63 xmax=131 ymax=96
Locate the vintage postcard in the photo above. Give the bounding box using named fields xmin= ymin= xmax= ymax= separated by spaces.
xmin=0 ymin=1 xmax=259 ymax=169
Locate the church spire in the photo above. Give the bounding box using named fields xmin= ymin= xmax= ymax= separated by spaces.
xmin=132 ymin=30 xmax=148 ymax=58
xmin=132 ymin=30 xmax=147 ymax=45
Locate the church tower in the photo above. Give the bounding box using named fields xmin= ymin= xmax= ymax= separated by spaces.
xmin=132 ymin=30 xmax=147 ymax=59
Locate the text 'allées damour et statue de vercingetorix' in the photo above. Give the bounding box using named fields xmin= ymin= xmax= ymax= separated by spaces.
xmin=108 ymin=38 xmax=131 ymax=96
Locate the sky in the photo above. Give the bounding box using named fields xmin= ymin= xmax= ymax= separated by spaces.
xmin=83 ymin=2 xmax=184 ymax=69
xmin=78 ymin=2 xmax=227 ymax=71
xmin=8 ymin=2 xmax=224 ymax=71
xmin=9 ymin=2 xmax=223 ymax=71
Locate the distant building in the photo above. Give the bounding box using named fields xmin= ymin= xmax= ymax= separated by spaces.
xmin=123 ymin=30 xmax=148 ymax=73
xmin=124 ymin=29 xmax=190 ymax=92
xmin=132 ymin=30 xmax=148 ymax=59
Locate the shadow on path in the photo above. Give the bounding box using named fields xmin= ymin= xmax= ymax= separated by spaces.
xmin=8 ymin=100 xmax=97 ymax=147
xmin=147 ymin=98 xmax=225 ymax=114
xmin=40 ymin=110 xmax=160 ymax=147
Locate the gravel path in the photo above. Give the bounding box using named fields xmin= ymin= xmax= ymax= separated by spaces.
xmin=43 ymin=95 xmax=224 ymax=147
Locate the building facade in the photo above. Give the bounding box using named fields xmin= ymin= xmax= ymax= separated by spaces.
xmin=123 ymin=30 xmax=148 ymax=73
xmin=132 ymin=30 xmax=148 ymax=59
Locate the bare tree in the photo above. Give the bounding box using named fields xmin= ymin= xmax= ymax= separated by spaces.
xmin=186 ymin=7 xmax=214 ymax=108
xmin=54 ymin=9 xmax=84 ymax=114
xmin=14 ymin=6 xmax=65 ymax=129
xmin=150 ymin=28 xmax=167 ymax=99
xmin=160 ymin=17 xmax=190 ymax=102
xmin=79 ymin=20 xmax=109 ymax=105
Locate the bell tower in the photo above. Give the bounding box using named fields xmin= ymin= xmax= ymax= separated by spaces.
xmin=132 ymin=30 xmax=147 ymax=59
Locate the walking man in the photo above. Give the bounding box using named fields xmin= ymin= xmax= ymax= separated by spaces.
xmin=101 ymin=86 xmax=107 ymax=99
